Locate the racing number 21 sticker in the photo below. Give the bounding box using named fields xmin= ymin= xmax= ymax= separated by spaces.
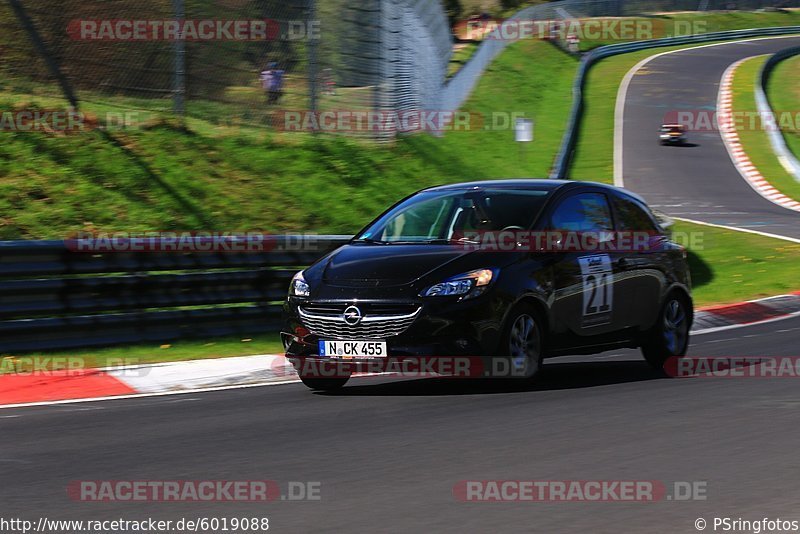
xmin=578 ymin=254 xmax=614 ymax=327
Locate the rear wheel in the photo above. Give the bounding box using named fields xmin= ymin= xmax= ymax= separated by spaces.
xmin=642 ymin=293 xmax=691 ymax=372
xmin=496 ymin=304 xmax=545 ymax=381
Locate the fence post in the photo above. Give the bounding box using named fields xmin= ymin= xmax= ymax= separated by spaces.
xmin=172 ymin=0 xmax=186 ymax=118
xmin=308 ymin=0 xmax=318 ymax=120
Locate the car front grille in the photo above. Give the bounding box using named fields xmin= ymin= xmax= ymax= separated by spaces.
xmin=298 ymin=304 xmax=421 ymax=339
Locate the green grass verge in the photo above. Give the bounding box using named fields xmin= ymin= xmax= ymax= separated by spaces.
xmin=0 ymin=334 xmax=285 ymax=371
xmin=730 ymin=55 xmax=800 ymax=201
xmin=675 ymin=220 xmax=800 ymax=306
xmin=767 ymin=54 xmax=800 ymax=165
xmin=0 ymin=39 xmax=576 ymax=240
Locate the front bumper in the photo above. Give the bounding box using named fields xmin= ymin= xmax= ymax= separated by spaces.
xmin=282 ymin=293 xmax=505 ymax=363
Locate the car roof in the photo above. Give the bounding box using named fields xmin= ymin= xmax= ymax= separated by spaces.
xmin=423 ymin=179 xmax=570 ymax=192
xmin=421 ymin=179 xmax=651 ymax=206
xmin=423 ymin=179 xmax=616 ymax=194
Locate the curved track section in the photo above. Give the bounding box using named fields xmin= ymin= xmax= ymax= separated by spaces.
xmin=619 ymin=36 xmax=800 ymax=238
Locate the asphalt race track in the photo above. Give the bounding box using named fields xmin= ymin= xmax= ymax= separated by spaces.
xmin=4 ymin=38 xmax=800 ymax=534
xmin=3 ymin=316 xmax=800 ymax=533
xmin=620 ymin=36 xmax=800 ymax=239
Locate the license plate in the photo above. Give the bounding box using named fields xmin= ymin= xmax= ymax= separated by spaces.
xmin=319 ymin=340 xmax=388 ymax=359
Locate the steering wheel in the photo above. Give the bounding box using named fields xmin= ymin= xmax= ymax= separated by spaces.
xmin=500 ymin=226 xmax=525 ymax=232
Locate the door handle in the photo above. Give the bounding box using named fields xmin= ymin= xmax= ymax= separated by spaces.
xmin=616 ymin=257 xmax=629 ymax=269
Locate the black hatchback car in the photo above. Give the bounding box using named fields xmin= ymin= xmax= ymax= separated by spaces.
xmin=283 ymin=180 xmax=692 ymax=390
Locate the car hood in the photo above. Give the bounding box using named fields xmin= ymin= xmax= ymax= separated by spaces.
xmin=315 ymin=243 xmax=483 ymax=287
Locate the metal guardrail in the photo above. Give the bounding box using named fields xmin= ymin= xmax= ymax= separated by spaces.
xmin=550 ymin=26 xmax=800 ymax=179
xmin=0 ymin=237 xmax=349 ymax=353
xmin=757 ymin=45 xmax=800 ymax=181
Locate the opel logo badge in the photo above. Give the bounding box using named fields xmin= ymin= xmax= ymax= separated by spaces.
xmin=343 ymin=306 xmax=362 ymax=326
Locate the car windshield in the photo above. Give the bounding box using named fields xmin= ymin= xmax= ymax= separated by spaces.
xmin=355 ymin=188 xmax=551 ymax=244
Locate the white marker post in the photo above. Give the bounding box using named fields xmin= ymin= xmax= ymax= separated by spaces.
xmin=515 ymin=118 xmax=534 ymax=166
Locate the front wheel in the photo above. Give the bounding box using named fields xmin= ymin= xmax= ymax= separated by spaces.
xmin=641 ymin=293 xmax=691 ymax=372
xmin=496 ymin=304 xmax=545 ymax=381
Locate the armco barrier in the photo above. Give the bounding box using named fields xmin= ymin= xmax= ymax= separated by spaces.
xmin=0 ymin=237 xmax=349 ymax=353
xmin=757 ymin=45 xmax=800 ymax=181
xmin=550 ymin=26 xmax=800 ymax=179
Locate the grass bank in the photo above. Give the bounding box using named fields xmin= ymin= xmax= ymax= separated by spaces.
xmin=0 ymin=40 xmax=576 ymax=240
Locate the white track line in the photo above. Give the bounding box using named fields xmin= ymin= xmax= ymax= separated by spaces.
xmin=693 ymin=310 xmax=800 ymax=336
xmin=673 ymin=216 xmax=800 ymax=243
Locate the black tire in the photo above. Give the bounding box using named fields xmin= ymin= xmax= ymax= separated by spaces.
xmin=494 ymin=303 xmax=545 ymax=381
xmin=641 ymin=292 xmax=691 ymax=372
xmin=299 ymin=375 xmax=350 ymax=391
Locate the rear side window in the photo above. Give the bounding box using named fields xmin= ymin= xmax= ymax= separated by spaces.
xmin=551 ymin=193 xmax=613 ymax=233
xmin=613 ymin=196 xmax=660 ymax=233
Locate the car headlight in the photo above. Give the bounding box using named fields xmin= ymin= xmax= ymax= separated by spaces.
xmin=421 ymin=269 xmax=496 ymax=299
xmin=289 ymin=271 xmax=311 ymax=298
